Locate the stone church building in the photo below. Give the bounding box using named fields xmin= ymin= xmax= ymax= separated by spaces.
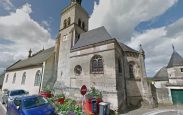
xmin=53 ymin=0 xmax=153 ymax=112
xmin=2 ymin=0 xmax=154 ymax=113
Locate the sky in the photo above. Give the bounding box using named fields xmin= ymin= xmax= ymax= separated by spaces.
xmin=0 ymin=0 xmax=183 ymax=77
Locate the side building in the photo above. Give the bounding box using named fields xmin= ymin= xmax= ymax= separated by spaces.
xmin=2 ymin=47 xmax=56 ymax=95
xmin=153 ymin=47 xmax=183 ymax=105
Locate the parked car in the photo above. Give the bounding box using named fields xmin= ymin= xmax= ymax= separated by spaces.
xmin=7 ymin=95 xmax=56 ymax=115
xmin=2 ymin=89 xmax=29 ymax=104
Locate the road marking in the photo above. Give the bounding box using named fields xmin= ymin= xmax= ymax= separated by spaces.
xmin=143 ymin=109 xmax=183 ymax=115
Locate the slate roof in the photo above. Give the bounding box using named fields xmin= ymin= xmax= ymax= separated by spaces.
xmin=167 ymin=50 xmax=183 ymax=68
xmin=7 ymin=47 xmax=54 ymax=71
xmin=153 ymin=67 xmax=168 ymax=81
xmin=118 ymin=42 xmax=138 ymax=53
xmin=72 ymin=26 xmax=114 ymax=50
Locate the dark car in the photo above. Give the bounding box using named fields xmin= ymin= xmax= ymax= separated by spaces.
xmin=7 ymin=95 xmax=56 ymax=115
xmin=2 ymin=89 xmax=29 ymax=104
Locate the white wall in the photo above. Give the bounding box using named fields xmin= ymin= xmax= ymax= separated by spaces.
xmin=2 ymin=67 xmax=42 ymax=95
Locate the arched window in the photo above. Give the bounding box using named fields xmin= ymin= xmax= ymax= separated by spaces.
xmin=78 ymin=19 xmax=81 ymax=27
xmin=5 ymin=74 xmax=9 ymax=83
xmin=34 ymin=70 xmax=42 ymax=86
xmin=129 ymin=63 xmax=134 ymax=78
xmin=12 ymin=73 xmax=16 ymax=84
xmin=91 ymin=55 xmax=104 ymax=74
xmin=118 ymin=58 xmax=122 ymax=73
xmin=63 ymin=19 xmax=67 ymax=28
xmin=21 ymin=72 xmax=26 ymax=85
xmin=68 ymin=17 xmax=71 ymax=25
xmin=82 ymin=22 xmax=85 ymax=29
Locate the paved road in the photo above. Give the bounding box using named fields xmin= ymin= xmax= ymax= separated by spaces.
xmin=0 ymin=92 xmax=6 ymax=115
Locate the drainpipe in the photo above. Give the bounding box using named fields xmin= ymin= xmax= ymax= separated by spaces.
xmin=39 ymin=62 xmax=46 ymax=93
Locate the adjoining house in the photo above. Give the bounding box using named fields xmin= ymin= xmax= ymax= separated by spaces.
xmin=2 ymin=47 xmax=56 ymax=95
xmin=54 ymin=0 xmax=153 ymax=112
xmin=153 ymin=47 xmax=183 ymax=105
xmin=0 ymin=72 xmax=5 ymax=89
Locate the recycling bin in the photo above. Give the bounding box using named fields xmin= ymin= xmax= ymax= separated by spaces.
xmin=99 ymin=102 xmax=110 ymax=115
xmin=92 ymin=98 xmax=97 ymax=113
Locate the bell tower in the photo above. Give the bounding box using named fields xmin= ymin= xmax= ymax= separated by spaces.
xmin=55 ymin=0 xmax=89 ymax=91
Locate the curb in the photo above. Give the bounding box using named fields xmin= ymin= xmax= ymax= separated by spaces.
xmin=0 ymin=102 xmax=6 ymax=112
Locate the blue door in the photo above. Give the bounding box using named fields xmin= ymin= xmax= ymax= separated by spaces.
xmin=171 ymin=89 xmax=183 ymax=105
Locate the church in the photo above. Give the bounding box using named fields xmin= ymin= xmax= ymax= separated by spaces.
xmin=53 ymin=0 xmax=153 ymax=112
xmin=2 ymin=0 xmax=154 ymax=113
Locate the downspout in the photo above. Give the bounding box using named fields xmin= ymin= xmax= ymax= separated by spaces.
xmin=39 ymin=62 xmax=46 ymax=93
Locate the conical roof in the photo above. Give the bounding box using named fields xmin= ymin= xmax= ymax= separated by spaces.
xmin=167 ymin=50 xmax=183 ymax=68
xmin=153 ymin=67 xmax=168 ymax=81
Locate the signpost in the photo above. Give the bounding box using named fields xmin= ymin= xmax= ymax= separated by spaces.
xmin=80 ymin=85 xmax=87 ymax=113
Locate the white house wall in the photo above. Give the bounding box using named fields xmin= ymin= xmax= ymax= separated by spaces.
xmin=2 ymin=67 xmax=42 ymax=95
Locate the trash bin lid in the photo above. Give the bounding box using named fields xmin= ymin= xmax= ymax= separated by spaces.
xmin=99 ymin=102 xmax=108 ymax=106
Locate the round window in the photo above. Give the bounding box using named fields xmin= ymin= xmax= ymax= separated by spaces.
xmin=74 ymin=65 xmax=82 ymax=76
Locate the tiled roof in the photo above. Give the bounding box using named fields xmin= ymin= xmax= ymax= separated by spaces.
xmin=153 ymin=67 xmax=168 ymax=81
xmin=7 ymin=47 xmax=54 ymax=71
xmin=167 ymin=50 xmax=183 ymax=68
xmin=71 ymin=26 xmax=114 ymax=50
xmin=118 ymin=42 xmax=138 ymax=53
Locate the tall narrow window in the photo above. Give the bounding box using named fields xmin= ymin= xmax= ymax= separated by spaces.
xmin=5 ymin=74 xmax=9 ymax=83
xmin=34 ymin=70 xmax=41 ymax=86
xmin=129 ymin=63 xmax=134 ymax=78
xmin=68 ymin=17 xmax=71 ymax=25
xmin=78 ymin=19 xmax=81 ymax=27
xmin=63 ymin=19 xmax=67 ymax=28
xmin=118 ymin=58 xmax=122 ymax=73
xmin=91 ymin=55 xmax=104 ymax=74
xmin=82 ymin=22 xmax=85 ymax=29
xmin=12 ymin=73 xmax=16 ymax=84
xmin=21 ymin=72 xmax=26 ymax=85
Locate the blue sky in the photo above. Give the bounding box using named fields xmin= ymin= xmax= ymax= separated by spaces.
xmin=0 ymin=0 xmax=183 ymax=77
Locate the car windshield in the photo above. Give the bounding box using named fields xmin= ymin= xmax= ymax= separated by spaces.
xmin=10 ymin=90 xmax=25 ymax=96
xmin=23 ymin=96 xmax=48 ymax=109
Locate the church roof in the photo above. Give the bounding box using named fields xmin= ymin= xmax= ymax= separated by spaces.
xmin=7 ymin=47 xmax=54 ymax=71
xmin=153 ymin=67 xmax=168 ymax=81
xmin=118 ymin=42 xmax=138 ymax=53
xmin=72 ymin=26 xmax=114 ymax=50
xmin=167 ymin=50 xmax=183 ymax=68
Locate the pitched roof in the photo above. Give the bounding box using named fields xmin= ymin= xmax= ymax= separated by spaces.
xmin=7 ymin=47 xmax=54 ymax=71
xmin=71 ymin=26 xmax=114 ymax=50
xmin=153 ymin=67 xmax=168 ymax=81
xmin=167 ymin=50 xmax=183 ymax=68
xmin=118 ymin=42 xmax=138 ymax=53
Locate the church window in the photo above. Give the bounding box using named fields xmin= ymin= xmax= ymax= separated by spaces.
xmin=5 ymin=74 xmax=9 ymax=83
xmin=12 ymin=73 xmax=16 ymax=84
xmin=74 ymin=65 xmax=82 ymax=76
xmin=63 ymin=19 xmax=67 ymax=28
xmin=181 ymin=68 xmax=183 ymax=72
xmin=21 ymin=72 xmax=26 ymax=85
xmin=68 ymin=17 xmax=71 ymax=25
xmin=118 ymin=58 xmax=122 ymax=73
xmin=91 ymin=55 xmax=104 ymax=74
xmin=78 ymin=19 xmax=81 ymax=27
xmin=34 ymin=70 xmax=42 ymax=86
xmin=82 ymin=22 xmax=85 ymax=29
xmin=129 ymin=63 xmax=134 ymax=78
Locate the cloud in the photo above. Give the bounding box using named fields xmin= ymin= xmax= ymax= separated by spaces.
xmin=128 ymin=17 xmax=183 ymax=76
xmin=0 ymin=0 xmax=14 ymax=11
xmin=0 ymin=3 xmax=55 ymax=73
xmin=89 ymin=0 xmax=177 ymax=42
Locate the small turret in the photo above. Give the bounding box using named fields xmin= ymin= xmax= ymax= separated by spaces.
xmin=139 ymin=44 xmax=145 ymax=58
xmin=71 ymin=0 xmax=82 ymax=5
xmin=28 ymin=49 xmax=32 ymax=58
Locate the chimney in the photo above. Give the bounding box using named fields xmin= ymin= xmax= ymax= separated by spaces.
xmin=28 ymin=49 xmax=32 ymax=58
